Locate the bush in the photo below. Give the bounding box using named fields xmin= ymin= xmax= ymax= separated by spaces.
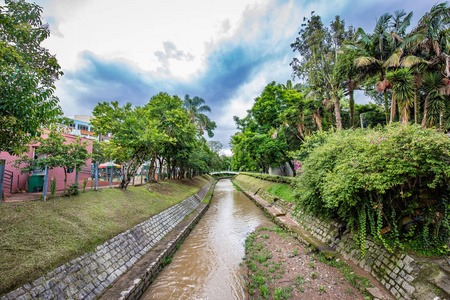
xmin=67 ymin=183 xmax=80 ymax=196
xmin=292 ymin=125 xmax=450 ymax=255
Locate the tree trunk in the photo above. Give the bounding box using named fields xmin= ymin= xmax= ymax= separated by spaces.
xmin=414 ymin=90 xmax=418 ymax=124
xmin=421 ymin=95 xmax=430 ymax=127
xmin=158 ymin=157 xmax=164 ymax=181
xmin=334 ymin=96 xmax=342 ymax=130
xmin=64 ymin=168 xmax=67 ymax=193
xmin=384 ymin=91 xmax=389 ymax=124
xmin=349 ymin=88 xmax=355 ymax=128
xmin=312 ymin=110 xmax=322 ymax=131
xmin=389 ymin=94 xmax=396 ymax=125
xmin=401 ymin=105 xmax=409 ymax=125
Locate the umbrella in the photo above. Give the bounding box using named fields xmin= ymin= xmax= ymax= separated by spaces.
xmin=98 ymin=162 xmax=121 ymax=168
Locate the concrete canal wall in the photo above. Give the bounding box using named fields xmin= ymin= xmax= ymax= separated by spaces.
xmin=1 ymin=180 xmax=213 ymax=300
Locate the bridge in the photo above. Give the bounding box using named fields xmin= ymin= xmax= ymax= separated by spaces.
xmin=209 ymin=171 xmax=240 ymax=175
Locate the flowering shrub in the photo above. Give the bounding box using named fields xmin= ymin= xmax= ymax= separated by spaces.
xmin=293 ymin=160 xmax=303 ymax=175
xmin=293 ymin=124 xmax=450 ymax=255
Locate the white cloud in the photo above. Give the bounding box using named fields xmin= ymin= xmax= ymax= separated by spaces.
xmin=40 ymin=0 xmax=269 ymax=75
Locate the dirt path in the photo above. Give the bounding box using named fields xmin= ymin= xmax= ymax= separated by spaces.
xmin=244 ymin=225 xmax=371 ymax=299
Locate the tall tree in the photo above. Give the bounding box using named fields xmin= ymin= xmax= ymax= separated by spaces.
xmin=182 ymin=95 xmax=216 ymax=137
xmin=0 ymin=0 xmax=63 ymax=155
xmin=291 ymin=14 xmax=351 ymax=130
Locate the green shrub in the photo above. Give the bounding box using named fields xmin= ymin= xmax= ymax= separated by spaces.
xmin=67 ymin=183 xmax=80 ymax=196
xmin=293 ymin=124 xmax=450 ymax=255
xmin=50 ymin=178 xmax=56 ymax=197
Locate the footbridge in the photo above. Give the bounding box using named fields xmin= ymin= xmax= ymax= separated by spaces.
xmin=209 ymin=171 xmax=240 ymax=175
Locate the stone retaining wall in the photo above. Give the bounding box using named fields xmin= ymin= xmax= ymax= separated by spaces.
xmin=1 ymin=180 xmax=212 ymax=300
xmin=234 ymin=176 xmax=419 ymax=300
xmin=113 ymin=201 xmax=210 ymax=300
xmin=291 ymin=209 xmax=417 ymax=299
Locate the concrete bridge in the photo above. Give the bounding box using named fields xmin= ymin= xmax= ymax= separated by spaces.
xmin=209 ymin=171 xmax=240 ymax=175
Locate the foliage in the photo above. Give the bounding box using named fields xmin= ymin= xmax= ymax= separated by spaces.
xmin=293 ymin=125 xmax=450 ymax=254
xmin=66 ymin=183 xmax=79 ymax=196
xmin=90 ymin=140 xmax=110 ymax=165
xmin=0 ymin=0 xmax=63 ymax=155
xmin=50 ymin=177 xmax=56 ymax=197
xmin=182 ymin=94 xmax=216 ymax=138
xmin=13 ymin=130 xmax=90 ymax=192
xmin=92 ymin=92 xmax=218 ymax=188
xmin=92 ymin=99 xmax=170 ymax=189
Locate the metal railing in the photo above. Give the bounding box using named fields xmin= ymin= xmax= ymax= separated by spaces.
xmin=3 ymin=170 xmax=13 ymax=194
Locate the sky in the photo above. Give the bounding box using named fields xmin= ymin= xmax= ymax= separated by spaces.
xmin=33 ymin=0 xmax=435 ymax=155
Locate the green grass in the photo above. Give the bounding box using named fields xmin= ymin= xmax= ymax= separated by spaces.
xmin=234 ymin=175 xmax=277 ymax=191
xmin=266 ymin=184 xmax=295 ymax=202
xmin=0 ymin=175 xmax=211 ymax=295
xmin=234 ymin=175 xmax=295 ymax=203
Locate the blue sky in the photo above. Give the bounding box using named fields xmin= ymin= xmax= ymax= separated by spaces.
xmin=34 ymin=0 xmax=435 ymax=155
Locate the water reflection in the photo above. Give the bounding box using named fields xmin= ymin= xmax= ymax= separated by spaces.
xmin=141 ymin=179 xmax=268 ymax=300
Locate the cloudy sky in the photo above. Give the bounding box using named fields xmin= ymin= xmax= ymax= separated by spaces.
xmin=33 ymin=0 xmax=434 ymax=155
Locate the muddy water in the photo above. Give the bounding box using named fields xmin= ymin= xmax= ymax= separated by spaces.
xmin=141 ymin=179 xmax=269 ymax=300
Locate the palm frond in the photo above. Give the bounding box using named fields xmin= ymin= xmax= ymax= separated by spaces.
xmin=354 ymin=56 xmax=381 ymax=67
xmin=383 ymin=48 xmax=403 ymax=68
xmin=400 ymin=55 xmax=429 ymax=67
xmin=401 ymin=32 xmax=426 ymax=50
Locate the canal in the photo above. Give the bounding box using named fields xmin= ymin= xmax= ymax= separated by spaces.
xmin=141 ymin=179 xmax=269 ymax=300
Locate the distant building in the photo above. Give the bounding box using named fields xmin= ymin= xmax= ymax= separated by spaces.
xmin=268 ymin=163 xmax=294 ymax=177
xmin=64 ymin=115 xmax=112 ymax=142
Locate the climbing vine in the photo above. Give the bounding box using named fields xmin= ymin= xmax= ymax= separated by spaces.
xmin=292 ymin=125 xmax=450 ymax=255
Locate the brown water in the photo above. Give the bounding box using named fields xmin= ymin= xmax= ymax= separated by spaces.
xmin=141 ymin=179 xmax=269 ymax=300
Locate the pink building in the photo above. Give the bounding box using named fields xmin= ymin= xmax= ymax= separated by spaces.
xmin=1 ymin=130 xmax=93 ymax=197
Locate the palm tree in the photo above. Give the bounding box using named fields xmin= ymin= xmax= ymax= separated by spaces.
xmin=182 ymin=95 xmax=216 ymax=137
xmin=354 ymin=13 xmax=394 ymax=123
xmin=403 ymin=3 xmax=450 ymax=77
xmin=386 ymin=68 xmax=415 ymax=124
xmin=421 ymin=72 xmax=445 ymax=127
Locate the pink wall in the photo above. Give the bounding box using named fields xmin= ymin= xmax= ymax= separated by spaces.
xmin=0 ymin=130 xmax=93 ymax=196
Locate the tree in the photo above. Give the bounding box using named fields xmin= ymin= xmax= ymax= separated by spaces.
xmin=386 ymin=67 xmax=415 ymax=123
xmin=92 ymin=101 xmax=169 ymax=190
xmin=291 ymin=14 xmax=352 ymax=130
xmin=207 ymin=141 xmax=223 ymax=154
xmin=421 ymin=72 xmax=445 ymax=127
xmin=354 ymin=16 xmax=391 ymax=121
xmin=0 ymin=0 xmax=63 ymax=155
xmin=91 ymin=140 xmax=110 ymax=165
xmin=182 ymin=94 xmax=216 ymax=137
xmin=14 ymin=130 xmax=90 ymax=193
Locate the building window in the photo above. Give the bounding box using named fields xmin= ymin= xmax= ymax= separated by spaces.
xmin=78 ymin=124 xmax=89 ymax=131
xmin=69 ymin=123 xmax=76 ymax=128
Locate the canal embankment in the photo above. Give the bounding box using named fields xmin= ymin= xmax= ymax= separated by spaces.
xmin=233 ymin=173 xmax=450 ymax=300
xmin=0 ymin=176 xmax=213 ymax=300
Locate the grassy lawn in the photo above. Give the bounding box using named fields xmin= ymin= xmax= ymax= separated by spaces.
xmin=0 ymin=175 xmax=211 ymax=295
xmin=235 ymin=174 xmax=295 ymax=202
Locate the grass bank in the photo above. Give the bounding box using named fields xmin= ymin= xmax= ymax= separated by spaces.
xmin=0 ymin=175 xmax=211 ymax=295
xmin=234 ymin=174 xmax=295 ymax=202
